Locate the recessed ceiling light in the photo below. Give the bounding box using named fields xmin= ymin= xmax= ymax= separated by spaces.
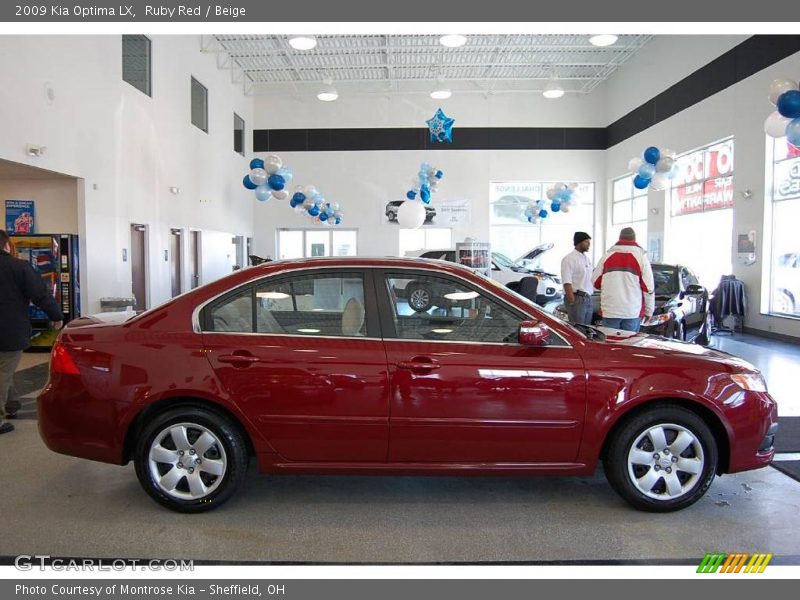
xmin=439 ymin=34 xmax=467 ymax=48
xmin=430 ymin=88 xmax=452 ymax=100
xmin=543 ymin=79 xmax=565 ymax=99
xmin=589 ymin=34 xmax=618 ymax=47
xmin=317 ymin=83 xmax=338 ymax=102
xmin=288 ymin=35 xmax=317 ymax=51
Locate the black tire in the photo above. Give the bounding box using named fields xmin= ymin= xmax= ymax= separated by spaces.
xmin=603 ymin=405 xmax=717 ymax=512
xmin=134 ymin=406 xmax=248 ymax=513
xmin=674 ymin=320 xmax=686 ymax=341
xmin=406 ymin=283 xmax=432 ymax=312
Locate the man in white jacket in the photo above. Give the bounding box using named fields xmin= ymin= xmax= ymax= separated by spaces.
xmin=592 ymin=227 xmax=655 ymax=332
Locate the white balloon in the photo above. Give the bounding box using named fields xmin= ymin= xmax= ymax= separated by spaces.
xmin=294 ymin=185 xmax=304 ymax=194
xmin=555 ymin=182 xmax=567 ymax=191
xmin=264 ymin=154 xmax=282 ymax=175
xmin=568 ymin=182 xmax=579 ymax=190
xmin=628 ymin=157 xmax=643 ymax=172
xmin=651 ymin=173 xmax=669 ymax=191
xmin=397 ymin=200 xmax=426 ymax=229
xmin=304 ymin=185 xmax=318 ymax=197
xmin=271 ymin=190 xmax=289 ymax=201
xmin=302 ymin=198 xmax=315 ymax=210
xmin=560 ymin=203 xmax=571 ymax=213
xmin=546 ymin=188 xmax=556 ymax=200
xmin=769 ymin=78 xmax=799 ymax=105
xmin=765 ymin=111 xmax=792 ymax=138
xmin=250 ymin=168 xmax=268 ymax=186
xmin=655 ymin=156 xmax=675 ymax=173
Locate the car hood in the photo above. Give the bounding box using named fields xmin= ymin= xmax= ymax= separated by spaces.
xmin=594 ymin=327 xmax=756 ymax=371
xmin=515 ymin=242 xmax=554 ymax=264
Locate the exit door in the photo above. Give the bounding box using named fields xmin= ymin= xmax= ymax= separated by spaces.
xmin=189 ymin=230 xmax=201 ymax=289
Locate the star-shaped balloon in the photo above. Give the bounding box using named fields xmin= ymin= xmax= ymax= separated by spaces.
xmin=426 ymin=108 xmax=455 ymax=143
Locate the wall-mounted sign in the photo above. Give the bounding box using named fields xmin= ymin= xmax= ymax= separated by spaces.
xmin=670 ymin=140 xmax=735 ymax=217
xmin=437 ymin=199 xmax=471 ymax=226
xmin=5 ymin=199 xmax=35 ymax=233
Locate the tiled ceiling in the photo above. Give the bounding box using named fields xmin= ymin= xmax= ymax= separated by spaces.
xmin=207 ymin=34 xmax=652 ymax=97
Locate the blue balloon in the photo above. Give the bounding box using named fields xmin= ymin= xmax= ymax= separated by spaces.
xmin=319 ymin=211 xmax=329 ymax=222
xmin=777 ymin=90 xmax=800 ymax=119
xmin=326 ymin=205 xmax=335 ymax=217
xmin=308 ymin=206 xmax=320 ymax=217
xmin=551 ymin=202 xmax=561 ymax=212
xmin=334 ymin=217 xmax=342 ymax=225
xmin=435 ymin=170 xmax=444 ymax=179
xmin=643 ymin=146 xmax=661 ymax=165
xmin=276 ymin=166 xmax=293 ymax=183
xmin=406 ymin=190 xmax=417 ymax=200
xmin=243 ymin=175 xmax=257 ymax=190
xmin=638 ymin=163 xmax=657 ymax=179
xmin=255 ymin=185 xmax=272 ymax=202
xmin=564 ymin=189 xmax=574 ymax=201
xmin=292 ymin=192 xmax=306 ymax=204
xmin=539 ymin=209 xmax=548 ymax=218
xmin=524 ymin=207 xmax=534 ymax=218
xmin=267 ymin=174 xmax=286 ymax=191
xmin=249 ymin=158 xmax=264 ymax=170
xmin=420 ymin=185 xmax=431 ymax=203
xmin=633 ymin=174 xmax=651 ymax=189
xmin=787 ymin=117 xmax=800 ymax=148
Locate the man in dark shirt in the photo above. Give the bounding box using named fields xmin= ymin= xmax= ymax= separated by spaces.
xmin=0 ymin=230 xmax=63 ymax=434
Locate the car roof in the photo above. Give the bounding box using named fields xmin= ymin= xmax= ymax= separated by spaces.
xmin=250 ymin=255 xmax=475 ymax=274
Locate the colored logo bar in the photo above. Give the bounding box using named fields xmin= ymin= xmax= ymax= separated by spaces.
xmin=697 ymin=553 xmax=773 ymax=573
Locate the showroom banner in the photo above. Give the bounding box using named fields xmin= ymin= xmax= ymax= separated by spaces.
xmin=437 ymin=199 xmax=471 ymax=226
xmin=2 ymin=0 xmax=800 ymax=22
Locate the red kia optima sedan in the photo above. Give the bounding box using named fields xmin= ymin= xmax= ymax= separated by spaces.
xmin=39 ymin=257 xmax=778 ymax=513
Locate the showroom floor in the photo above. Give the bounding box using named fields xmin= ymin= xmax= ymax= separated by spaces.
xmin=1 ymin=333 xmax=799 ymax=564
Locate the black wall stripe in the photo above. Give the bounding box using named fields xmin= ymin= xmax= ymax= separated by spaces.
xmin=254 ymin=35 xmax=800 ymax=153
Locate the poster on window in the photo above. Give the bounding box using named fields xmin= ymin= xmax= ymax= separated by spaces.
xmin=5 ymin=199 xmax=36 ymax=233
xmin=489 ymin=181 xmax=543 ymax=225
xmin=774 ymin=158 xmax=800 ymax=201
xmin=437 ymin=198 xmax=471 ymax=226
xmin=670 ymin=140 xmax=734 ymax=216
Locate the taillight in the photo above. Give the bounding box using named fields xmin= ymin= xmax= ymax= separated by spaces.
xmin=51 ymin=342 xmax=80 ymax=375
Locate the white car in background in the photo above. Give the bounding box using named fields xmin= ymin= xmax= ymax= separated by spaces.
xmin=407 ymin=243 xmax=563 ymax=306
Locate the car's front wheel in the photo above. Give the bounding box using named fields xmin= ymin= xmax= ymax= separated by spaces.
xmin=134 ymin=406 xmax=248 ymax=513
xmin=604 ymin=405 xmax=717 ymax=512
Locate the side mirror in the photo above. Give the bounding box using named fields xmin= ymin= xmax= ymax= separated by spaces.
xmin=519 ymin=319 xmax=550 ymax=346
xmin=686 ymin=284 xmax=706 ymax=295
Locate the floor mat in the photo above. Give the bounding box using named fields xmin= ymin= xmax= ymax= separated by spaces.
xmin=775 ymin=417 xmax=800 ymax=453
xmin=771 ymin=461 xmax=800 ymax=483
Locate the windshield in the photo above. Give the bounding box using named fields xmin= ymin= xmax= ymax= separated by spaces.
xmin=653 ymin=265 xmax=678 ymax=295
xmin=492 ymin=252 xmax=520 ymax=269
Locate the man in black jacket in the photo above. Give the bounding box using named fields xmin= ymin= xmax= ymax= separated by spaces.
xmin=0 ymin=230 xmax=63 ymax=434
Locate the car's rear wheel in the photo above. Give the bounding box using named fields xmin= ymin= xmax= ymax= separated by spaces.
xmin=134 ymin=407 xmax=248 ymax=513
xmin=406 ymin=283 xmax=432 ymax=312
xmin=604 ymin=405 xmax=717 ymax=512
xmin=673 ymin=320 xmax=686 ymax=341
xmin=387 ymin=210 xmax=397 ymax=222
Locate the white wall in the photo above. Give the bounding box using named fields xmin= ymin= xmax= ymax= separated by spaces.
xmin=604 ymin=48 xmax=800 ymax=337
xmin=252 ymin=149 xmax=606 ymax=261
xmin=0 ymin=178 xmax=79 ymax=233
xmin=599 ymin=35 xmax=748 ymax=124
xmin=0 ymin=35 xmax=255 ymax=312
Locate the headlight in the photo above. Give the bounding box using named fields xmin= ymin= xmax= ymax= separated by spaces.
xmin=730 ymin=373 xmax=768 ymax=393
xmin=642 ymin=313 xmax=671 ymax=327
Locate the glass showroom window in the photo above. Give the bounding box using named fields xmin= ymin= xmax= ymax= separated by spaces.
xmin=398 ymin=228 xmax=453 ymax=256
xmin=233 ymin=113 xmax=245 ymax=156
xmin=277 ymin=229 xmax=358 ymax=259
xmin=768 ymin=138 xmax=800 ymax=316
xmin=489 ymin=181 xmax=595 ymax=275
xmin=611 ymin=175 xmax=648 ymax=245
xmin=666 ymin=138 xmax=734 ymax=290
xmin=122 ymin=34 xmax=151 ymax=96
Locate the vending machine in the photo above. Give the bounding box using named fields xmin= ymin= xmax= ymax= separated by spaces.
xmin=10 ymin=233 xmax=80 ymax=350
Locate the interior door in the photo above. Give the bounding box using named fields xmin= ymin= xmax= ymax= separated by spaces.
xmin=202 ymin=269 xmax=390 ymax=463
xmin=189 ymin=230 xmax=201 ymax=289
xmin=169 ymin=229 xmax=182 ymax=297
xmin=377 ymin=270 xmax=586 ymax=464
xmin=130 ymin=224 xmax=147 ymax=310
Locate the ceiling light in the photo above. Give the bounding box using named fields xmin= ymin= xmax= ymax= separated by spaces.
xmin=317 ymin=80 xmax=338 ymax=102
xmin=257 ymin=291 xmax=290 ymax=300
xmin=297 ymin=329 xmax=320 ymax=334
xmin=431 ymin=329 xmax=453 ymax=334
xmin=288 ymin=35 xmax=317 ymax=51
xmin=543 ymin=79 xmax=565 ymax=99
xmin=444 ymin=291 xmax=479 ymax=301
xmin=430 ymin=87 xmax=452 ymax=100
xmin=439 ymin=34 xmax=467 ymax=48
xmin=589 ymin=34 xmax=618 ymax=47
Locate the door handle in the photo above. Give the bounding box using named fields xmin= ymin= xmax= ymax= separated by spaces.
xmin=218 ymin=354 xmax=261 ymax=365
xmin=397 ymin=357 xmax=441 ymax=371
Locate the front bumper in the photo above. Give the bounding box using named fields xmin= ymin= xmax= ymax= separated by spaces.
xmin=724 ymin=391 xmax=778 ymax=473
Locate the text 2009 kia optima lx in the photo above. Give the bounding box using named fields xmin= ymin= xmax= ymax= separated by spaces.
xmin=39 ymin=257 xmax=777 ymax=513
